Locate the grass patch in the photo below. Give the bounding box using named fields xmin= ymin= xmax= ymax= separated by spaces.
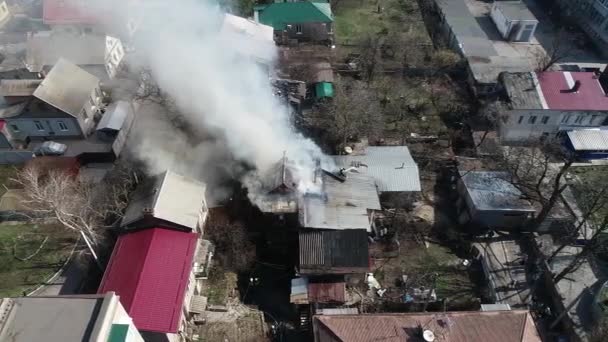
xmin=0 ymin=165 xmax=20 ymax=196
xmin=334 ymin=0 xmax=431 ymax=44
xmin=0 ymin=224 xmax=76 ymax=297
xmin=203 ymin=265 xmax=238 ymax=305
xmin=375 ymin=242 xmax=479 ymax=309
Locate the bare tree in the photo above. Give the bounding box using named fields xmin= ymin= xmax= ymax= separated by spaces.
xmin=536 ymin=29 xmax=575 ymax=72
xmin=13 ymin=163 xmax=137 ymax=268
xmin=205 ymin=217 xmax=255 ymax=272
xmin=315 ymin=77 xmax=383 ymax=149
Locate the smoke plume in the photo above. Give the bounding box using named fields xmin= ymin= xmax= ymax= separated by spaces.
xmin=88 ymin=0 xmax=329 ymax=205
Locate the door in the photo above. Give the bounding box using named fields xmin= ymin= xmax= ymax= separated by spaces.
xmin=518 ymin=24 xmax=535 ymax=42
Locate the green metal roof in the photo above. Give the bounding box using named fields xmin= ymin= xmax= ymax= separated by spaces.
xmin=107 ymin=324 xmax=129 ymax=342
xmin=258 ymin=1 xmax=333 ymax=30
xmin=315 ymin=82 xmax=334 ymax=98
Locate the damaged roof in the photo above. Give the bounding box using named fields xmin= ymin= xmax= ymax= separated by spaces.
xmin=0 ymin=79 xmax=42 ymax=97
xmin=32 ymin=58 xmax=99 ymax=118
xmin=26 ymin=32 xmax=105 ymax=73
xmin=121 ymin=170 xmax=207 ymax=231
xmin=299 ymin=171 xmax=380 ymax=231
xmin=333 ymin=146 xmax=421 ymax=192
xmin=313 ymin=310 xmax=542 ymax=342
xmin=459 ymin=171 xmax=535 ymax=212
xmin=299 ymin=229 xmax=369 ymax=275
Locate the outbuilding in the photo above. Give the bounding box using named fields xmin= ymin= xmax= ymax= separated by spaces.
xmin=490 ymin=1 xmax=538 ymax=42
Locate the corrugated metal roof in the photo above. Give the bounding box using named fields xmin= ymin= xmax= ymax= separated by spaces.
xmin=26 ymin=32 xmax=105 ymax=73
xmin=314 ymin=310 xmax=542 ymax=342
xmin=315 ymin=82 xmax=334 ymax=98
xmin=32 ymin=58 xmax=99 ymax=117
xmin=299 ymin=230 xmax=369 ymax=274
xmin=567 ymin=129 xmax=608 ymax=151
xmin=299 ymin=172 xmax=380 ymax=231
xmin=258 ymin=1 xmax=333 ymax=30
xmin=97 ymin=228 xmax=198 ymax=334
xmin=121 ymin=170 xmax=207 ymax=230
xmin=308 ymin=281 xmax=346 ymax=303
xmin=333 ymin=146 xmax=421 ymax=192
xmin=459 ymin=171 xmax=535 ymax=212
xmin=0 ymin=79 xmax=42 ymax=97
xmin=97 ymin=101 xmax=130 ymax=131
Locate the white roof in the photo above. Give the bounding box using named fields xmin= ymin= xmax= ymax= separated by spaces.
xmin=33 ymin=58 xmax=99 ymax=117
xmin=566 ymin=129 xmax=608 ymax=151
xmin=220 ymin=14 xmax=275 ymax=63
xmin=121 ymin=170 xmax=207 ymax=230
xmin=97 ymin=101 xmax=130 ymax=131
xmin=333 ymin=146 xmax=421 ymax=192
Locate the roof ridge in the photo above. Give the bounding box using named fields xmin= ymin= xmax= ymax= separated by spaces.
xmin=127 ymin=228 xmax=158 ymax=312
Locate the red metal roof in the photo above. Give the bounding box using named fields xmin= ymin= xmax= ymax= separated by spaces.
xmin=308 ymin=281 xmax=346 ymax=303
xmin=314 ymin=311 xmax=542 ymax=342
xmin=0 ymin=119 xmax=5 ymax=131
xmin=98 ymin=228 xmax=198 ymax=333
xmin=537 ymin=71 xmax=608 ymax=111
xmin=43 ymin=0 xmax=98 ymax=25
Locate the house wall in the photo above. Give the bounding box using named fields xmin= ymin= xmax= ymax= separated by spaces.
xmin=5 ymin=117 xmax=83 ymax=140
xmin=490 ymin=4 xmax=537 ymax=42
xmin=499 ymin=109 xmax=608 ymax=143
xmin=279 ymin=22 xmax=332 ymax=43
xmin=0 ymin=131 xmax=11 ymax=148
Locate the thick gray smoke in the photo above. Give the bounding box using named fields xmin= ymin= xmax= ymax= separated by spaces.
xmin=89 ymin=0 xmax=329 ymax=205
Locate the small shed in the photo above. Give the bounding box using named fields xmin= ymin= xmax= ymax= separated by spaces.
xmin=315 ymin=82 xmax=334 ymax=99
xmin=96 ymin=101 xmax=131 ymax=141
xmin=565 ymin=129 xmax=608 ymax=160
xmin=457 ymin=171 xmax=536 ymax=230
xmin=490 ymin=1 xmax=538 ymax=42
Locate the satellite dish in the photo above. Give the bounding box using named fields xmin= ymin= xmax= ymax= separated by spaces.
xmin=423 ymin=330 xmax=436 ymax=342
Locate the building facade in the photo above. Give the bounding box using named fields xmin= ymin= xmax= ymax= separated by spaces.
xmin=498 ymin=71 xmax=608 ymax=143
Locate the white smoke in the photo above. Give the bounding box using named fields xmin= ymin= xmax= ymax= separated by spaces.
xmin=88 ymin=0 xmax=330 ymax=205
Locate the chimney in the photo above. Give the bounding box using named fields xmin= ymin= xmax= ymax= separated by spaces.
xmin=562 ymin=80 xmax=581 ymax=93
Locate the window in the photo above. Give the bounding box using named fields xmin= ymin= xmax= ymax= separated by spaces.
xmin=34 ymin=121 xmax=44 ymax=131
xmin=10 ymin=124 xmax=19 ymax=132
xmin=561 ymin=114 xmax=571 ymax=124
xmin=57 ymin=121 xmax=68 ymax=131
xmin=518 ymin=116 xmax=524 ymax=124
xmin=591 ymin=115 xmax=599 ymax=125
xmin=541 ymin=116 xmax=549 ymax=124
xmin=295 ymin=24 xmax=302 ymax=34
xmin=528 ymin=116 xmax=537 ymax=124
xmin=574 ymin=115 xmax=583 ymax=124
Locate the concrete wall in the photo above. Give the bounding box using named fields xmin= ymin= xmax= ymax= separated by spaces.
xmin=499 ymin=109 xmax=608 ymax=143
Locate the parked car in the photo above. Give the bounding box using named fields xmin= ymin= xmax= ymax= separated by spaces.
xmin=33 ymin=141 xmax=67 ymax=156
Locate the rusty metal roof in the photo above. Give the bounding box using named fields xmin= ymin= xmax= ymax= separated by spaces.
xmin=299 ymin=230 xmax=369 ymax=275
xmin=308 ymin=281 xmax=346 ymax=303
xmin=314 ymin=310 xmax=542 ymax=342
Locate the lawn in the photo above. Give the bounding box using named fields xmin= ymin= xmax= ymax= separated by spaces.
xmin=0 ymin=224 xmax=76 ymax=297
xmin=203 ymin=265 xmax=238 ymax=305
xmin=334 ymin=0 xmax=431 ymax=45
xmin=373 ymin=241 xmax=480 ymax=310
